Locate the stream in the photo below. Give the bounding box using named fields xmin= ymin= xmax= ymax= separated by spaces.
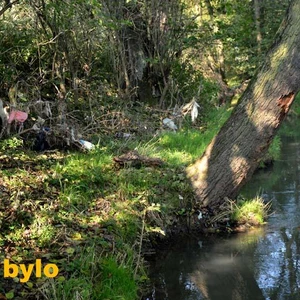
xmin=146 ymin=132 xmax=300 ymax=300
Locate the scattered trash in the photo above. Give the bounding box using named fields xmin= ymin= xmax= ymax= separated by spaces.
xmin=79 ymin=139 xmax=95 ymax=150
xmin=0 ymin=100 xmax=9 ymax=136
xmin=181 ymin=98 xmax=201 ymax=123
xmin=33 ymin=127 xmax=50 ymax=151
xmin=44 ymin=101 xmax=52 ymax=117
xmin=163 ymin=118 xmax=178 ymax=131
xmin=191 ymin=100 xmax=200 ymax=123
xmin=8 ymin=109 xmax=28 ymax=124
xmin=198 ymin=211 xmax=203 ymax=220
xmin=32 ymin=117 xmax=46 ymax=132
xmin=6 ymin=108 xmax=28 ymax=133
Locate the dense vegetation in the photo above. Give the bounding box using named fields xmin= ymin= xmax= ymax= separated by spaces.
xmin=0 ymin=0 xmax=291 ymax=299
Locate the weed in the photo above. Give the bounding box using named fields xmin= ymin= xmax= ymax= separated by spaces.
xmin=0 ymin=104 xmax=278 ymax=299
xmin=231 ymin=196 xmax=271 ymax=226
xmin=0 ymin=137 xmax=23 ymax=150
xmin=40 ymin=246 xmax=137 ymax=300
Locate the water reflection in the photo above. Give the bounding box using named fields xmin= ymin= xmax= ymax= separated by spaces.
xmin=146 ymin=136 xmax=300 ymax=300
xmin=147 ymin=231 xmax=266 ymax=300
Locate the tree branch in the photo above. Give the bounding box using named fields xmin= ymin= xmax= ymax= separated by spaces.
xmin=0 ymin=0 xmax=20 ymax=17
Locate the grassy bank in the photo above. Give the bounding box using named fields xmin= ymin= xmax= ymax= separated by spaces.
xmin=231 ymin=196 xmax=271 ymax=229
xmin=0 ymin=105 xmax=279 ymax=299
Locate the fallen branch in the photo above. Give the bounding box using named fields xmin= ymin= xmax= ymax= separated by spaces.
xmin=113 ymin=150 xmax=164 ymax=168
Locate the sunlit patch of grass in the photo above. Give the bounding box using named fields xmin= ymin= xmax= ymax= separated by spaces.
xmin=0 ymin=106 xmax=234 ymax=298
xmin=156 ymin=131 xmax=212 ymax=165
xmin=231 ymin=196 xmax=271 ymax=226
xmin=40 ymin=246 xmax=137 ymax=300
xmin=98 ymin=257 xmax=137 ymax=300
xmin=135 ymin=106 xmax=232 ymax=166
xmin=30 ymin=217 xmax=57 ymax=248
xmin=59 ymin=185 xmax=92 ymax=209
xmin=0 ymin=137 xmax=23 ymax=150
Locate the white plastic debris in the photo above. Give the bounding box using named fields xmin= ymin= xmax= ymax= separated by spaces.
xmin=44 ymin=101 xmax=52 ymax=117
xmin=181 ymin=98 xmax=200 ymax=123
xmin=191 ymin=100 xmax=200 ymax=123
xmin=163 ymin=118 xmax=178 ymax=131
xmin=32 ymin=124 xmax=39 ymax=131
xmin=79 ymin=139 xmax=95 ymax=150
xmin=198 ymin=211 xmax=203 ymax=220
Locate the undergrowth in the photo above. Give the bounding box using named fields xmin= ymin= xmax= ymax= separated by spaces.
xmin=0 ymin=105 xmax=280 ymax=299
xmin=231 ymin=196 xmax=271 ymax=226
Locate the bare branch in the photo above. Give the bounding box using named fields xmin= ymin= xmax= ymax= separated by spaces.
xmin=0 ymin=0 xmax=20 ymax=17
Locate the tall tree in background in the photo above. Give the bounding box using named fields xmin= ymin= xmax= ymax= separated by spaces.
xmin=0 ymin=0 xmax=291 ymax=123
xmin=0 ymin=0 xmax=19 ymax=17
xmin=187 ymin=0 xmax=300 ymax=209
xmin=253 ymin=0 xmax=262 ymax=54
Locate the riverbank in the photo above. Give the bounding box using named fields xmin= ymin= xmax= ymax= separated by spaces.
xmin=143 ymin=117 xmax=300 ymax=300
xmin=0 ymin=103 xmax=288 ymax=299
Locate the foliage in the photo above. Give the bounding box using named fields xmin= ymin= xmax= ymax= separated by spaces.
xmin=0 ymin=137 xmax=23 ymax=150
xmin=40 ymin=247 xmax=137 ymax=300
xmin=97 ymin=257 xmax=137 ymax=300
xmin=259 ymin=135 xmax=282 ymax=168
xmin=0 ymin=100 xmax=235 ymax=297
xmin=0 ymin=0 xmax=292 ymax=298
xmin=231 ymin=196 xmax=271 ymax=226
xmin=150 ymin=106 xmax=232 ymax=165
xmin=0 ymin=0 xmax=289 ymax=111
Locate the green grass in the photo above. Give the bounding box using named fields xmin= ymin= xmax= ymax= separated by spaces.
xmin=231 ymin=196 xmax=271 ymax=226
xmin=98 ymin=257 xmax=137 ymax=300
xmin=259 ymin=135 xmax=282 ymax=168
xmin=40 ymin=246 xmax=137 ymax=300
xmin=0 ymin=105 xmax=280 ymax=299
xmin=136 ymin=106 xmax=232 ymax=166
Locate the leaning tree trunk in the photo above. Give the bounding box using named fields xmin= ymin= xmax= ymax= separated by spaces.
xmin=187 ymin=0 xmax=300 ymax=209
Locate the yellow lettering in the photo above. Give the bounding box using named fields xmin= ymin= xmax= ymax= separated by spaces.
xmin=3 ymin=259 xmax=58 ymax=282
xmin=19 ymin=264 xmax=34 ymax=283
xmin=3 ymin=259 xmax=18 ymax=278
xmin=43 ymin=264 xmax=59 ymax=278
xmin=35 ymin=259 xmax=42 ymax=277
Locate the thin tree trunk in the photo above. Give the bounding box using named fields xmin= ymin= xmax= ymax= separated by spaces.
xmin=254 ymin=0 xmax=262 ymax=54
xmin=204 ymin=0 xmax=214 ymax=19
xmin=203 ymin=0 xmax=232 ymax=105
xmin=187 ymin=0 xmax=300 ymax=209
xmin=0 ymin=0 xmax=19 ymax=17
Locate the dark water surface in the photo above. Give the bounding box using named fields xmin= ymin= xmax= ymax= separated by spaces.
xmin=146 ymin=135 xmax=300 ymax=300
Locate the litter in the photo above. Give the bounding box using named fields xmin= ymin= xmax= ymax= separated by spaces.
xmin=163 ymin=118 xmax=178 ymax=131
xmin=79 ymin=139 xmax=95 ymax=150
xmin=8 ymin=109 xmax=28 ymax=124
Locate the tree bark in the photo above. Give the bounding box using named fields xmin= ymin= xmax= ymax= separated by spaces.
xmin=187 ymin=0 xmax=300 ymax=209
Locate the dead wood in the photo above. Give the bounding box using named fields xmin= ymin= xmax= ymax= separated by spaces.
xmin=113 ymin=150 xmax=164 ymax=168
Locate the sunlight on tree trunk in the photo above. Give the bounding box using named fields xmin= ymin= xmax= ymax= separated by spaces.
xmin=187 ymin=0 xmax=300 ymax=209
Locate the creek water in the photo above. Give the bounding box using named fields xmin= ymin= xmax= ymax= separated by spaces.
xmin=145 ymin=132 xmax=300 ymax=300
